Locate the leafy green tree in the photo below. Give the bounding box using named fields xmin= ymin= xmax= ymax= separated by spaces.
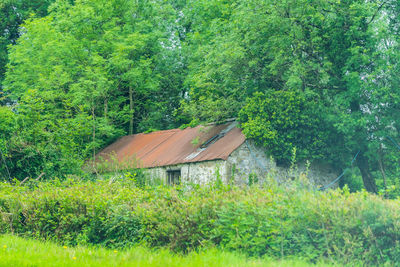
xmin=2 ymin=0 xmax=183 ymax=179
xmin=179 ymin=0 xmax=241 ymax=122
xmin=0 ymin=106 xmax=15 ymax=179
xmin=2 ymin=0 xmax=399 ymax=192
xmin=180 ymin=0 xmax=399 ymax=193
xmin=0 ymin=0 xmax=56 ymax=95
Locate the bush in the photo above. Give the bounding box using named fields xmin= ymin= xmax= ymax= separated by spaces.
xmin=238 ymin=91 xmax=342 ymax=166
xmin=0 ymin=179 xmax=399 ymax=265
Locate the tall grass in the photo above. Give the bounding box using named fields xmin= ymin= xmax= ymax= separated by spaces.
xmin=0 ymin=234 xmax=330 ymax=267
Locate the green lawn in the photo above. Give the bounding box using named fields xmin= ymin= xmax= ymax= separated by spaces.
xmin=0 ymin=235 xmax=335 ymax=267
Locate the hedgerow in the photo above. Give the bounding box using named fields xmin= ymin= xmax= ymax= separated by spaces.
xmin=0 ymin=178 xmax=399 ymax=265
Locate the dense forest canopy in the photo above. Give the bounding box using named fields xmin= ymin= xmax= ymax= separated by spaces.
xmin=0 ymin=0 xmax=400 ymax=194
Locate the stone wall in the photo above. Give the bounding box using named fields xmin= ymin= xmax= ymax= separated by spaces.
xmin=145 ymin=159 xmax=230 ymax=185
xmin=145 ymin=140 xmax=339 ymax=188
xmin=226 ymin=140 xmax=339 ymax=187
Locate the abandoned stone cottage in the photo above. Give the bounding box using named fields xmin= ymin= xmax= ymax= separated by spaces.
xmin=96 ymin=121 xmax=337 ymax=186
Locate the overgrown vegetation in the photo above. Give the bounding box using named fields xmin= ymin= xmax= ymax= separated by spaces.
xmin=0 ymin=234 xmax=330 ymax=267
xmin=0 ymin=178 xmax=399 ymax=265
xmin=1 ymin=1 xmax=399 ymax=265
xmin=1 ymin=0 xmax=400 ymax=194
xmin=239 ymin=91 xmax=341 ymax=166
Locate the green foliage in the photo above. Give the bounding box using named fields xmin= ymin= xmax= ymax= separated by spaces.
xmin=123 ymin=170 xmax=147 ymax=189
xmin=177 ymin=0 xmax=400 ymax=193
xmin=1 ymin=0 xmax=400 ymax=193
xmin=191 ymin=136 xmax=200 ymax=146
xmin=0 ymin=106 xmax=15 ymax=137
xmin=248 ymin=172 xmax=258 ymax=186
xmin=341 ymin=168 xmax=364 ymax=193
xmin=239 ymin=91 xmax=340 ymax=166
xmin=0 ymin=235 xmax=327 ymax=267
xmin=0 ymin=106 xmax=15 ymax=178
xmin=1 ymin=0 xmax=185 ymax=180
xmin=0 ymin=0 xmax=55 ymax=91
xmin=0 ymin=179 xmax=400 ymax=265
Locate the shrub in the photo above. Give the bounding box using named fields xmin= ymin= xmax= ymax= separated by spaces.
xmin=238 ymin=91 xmax=342 ymax=166
xmin=0 ymin=179 xmax=399 ymax=265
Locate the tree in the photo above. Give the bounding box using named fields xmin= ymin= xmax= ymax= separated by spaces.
xmin=0 ymin=106 xmax=15 ymax=180
xmin=2 ymin=0 xmax=184 ymax=179
xmin=180 ymin=0 xmax=399 ymax=193
xmin=0 ymin=0 xmax=56 ymax=95
xmin=239 ymin=90 xmax=342 ymax=166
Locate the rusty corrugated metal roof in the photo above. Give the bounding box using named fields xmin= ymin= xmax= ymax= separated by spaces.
xmin=96 ymin=121 xmax=246 ymax=168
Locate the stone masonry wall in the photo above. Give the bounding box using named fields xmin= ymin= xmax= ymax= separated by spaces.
xmin=226 ymin=140 xmax=339 ymax=187
xmin=146 ymin=159 xmax=229 ymax=185
xmin=145 ymin=140 xmax=339 ymax=188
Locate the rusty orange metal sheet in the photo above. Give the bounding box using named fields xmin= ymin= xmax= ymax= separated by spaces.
xmin=96 ymin=122 xmax=246 ymax=168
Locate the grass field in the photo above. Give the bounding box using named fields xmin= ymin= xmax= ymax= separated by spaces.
xmin=0 ymin=235 xmax=336 ymax=267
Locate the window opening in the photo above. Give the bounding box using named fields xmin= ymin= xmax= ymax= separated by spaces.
xmin=167 ymin=169 xmax=181 ymax=185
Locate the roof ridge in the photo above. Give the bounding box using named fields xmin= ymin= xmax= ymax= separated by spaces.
xmin=128 ymin=128 xmax=180 ymax=137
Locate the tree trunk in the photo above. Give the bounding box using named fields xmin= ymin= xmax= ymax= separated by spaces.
xmin=349 ymin=100 xmax=377 ymax=193
xmin=92 ymin=106 xmax=96 ymax=171
xmin=356 ymin=151 xmax=378 ymax=193
xmin=104 ymin=98 xmax=108 ymax=120
xmin=129 ymin=86 xmax=133 ymax=135
xmin=378 ymin=143 xmax=387 ymax=192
